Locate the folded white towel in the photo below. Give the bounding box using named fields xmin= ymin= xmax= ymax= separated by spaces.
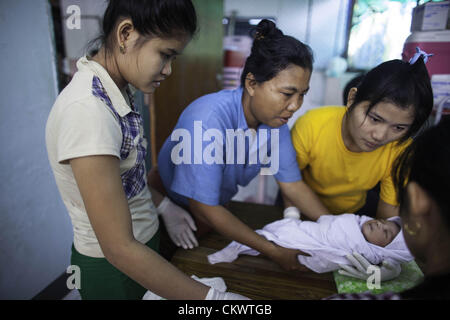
xmin=208 ymin=214 xmax=414 ymax=273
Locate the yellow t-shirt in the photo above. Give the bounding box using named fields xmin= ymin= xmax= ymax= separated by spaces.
xmin=291 ymin=106 xmax=410 ymax=214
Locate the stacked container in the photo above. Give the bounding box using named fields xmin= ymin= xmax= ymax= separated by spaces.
xmin=402 ymin=1 xmax=450 ymax=122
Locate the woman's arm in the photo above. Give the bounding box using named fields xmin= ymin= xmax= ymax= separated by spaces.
xmin=70 ymin=155 xmax=209 ymax=299
xmin=188 ymin=199 xmax=309 ymax=271
xmin=148 ymin=186 xmax=164 ymax=207
xmin=278 ymin=180 xmax=329 ymax=221
xmin=147 ymin=166 xmax=166 ymax=207
xmin=147 ymin=167 xmax=198 ymax=249
xmin=376 ymin=199 xmax=399 ymax=219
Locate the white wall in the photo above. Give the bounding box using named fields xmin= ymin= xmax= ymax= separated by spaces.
xmin=60 ymin=0 xmax=107 ymax=59
xmin=0 ymin=0 xmax=73 ymax=299
xmin=225 ymin=0 xmax=350 ymax=70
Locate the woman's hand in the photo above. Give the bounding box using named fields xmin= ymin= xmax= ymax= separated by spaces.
xmin=205 ymin=288 xmax=250 ymax=300
xmin=278 ymin=180 xmax=329 ymax=221
xmin=268 ymin=243 xmax=310 ymax=271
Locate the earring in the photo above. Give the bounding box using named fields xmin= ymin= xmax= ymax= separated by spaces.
xmin=119 ymin=43 xmax=126 ymax=54
xmin=404 ymin=222 xmax=421 ymax=236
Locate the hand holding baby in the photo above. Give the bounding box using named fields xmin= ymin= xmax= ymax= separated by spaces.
xmin=338 ymin=252 xmax=401 ymax=282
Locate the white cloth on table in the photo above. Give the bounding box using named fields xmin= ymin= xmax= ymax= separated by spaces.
xmin=207 ymin=214 xmax=414 ymax=273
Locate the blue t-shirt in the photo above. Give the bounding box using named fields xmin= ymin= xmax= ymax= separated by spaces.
xmin=158 ymin=87 xmax=302 ymax=206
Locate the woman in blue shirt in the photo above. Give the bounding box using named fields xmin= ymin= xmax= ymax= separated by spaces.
xmin=154 ymin=20 xmax=329 ymax=271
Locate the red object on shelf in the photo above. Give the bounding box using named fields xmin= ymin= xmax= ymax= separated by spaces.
xmin=223 ymin=50 xmax=247 ymax=68
xmin=222 ymin=36 xmax=252 ymax=89
xmin=402 ymin=30 xmax=450 ymax=78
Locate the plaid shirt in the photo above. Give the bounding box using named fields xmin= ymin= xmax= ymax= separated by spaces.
xmin=91 ymin=76 xmax=147 ymax=200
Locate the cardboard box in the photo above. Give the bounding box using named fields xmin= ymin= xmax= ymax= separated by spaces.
xmin=411 ymin=1 xmax=450 ymax=31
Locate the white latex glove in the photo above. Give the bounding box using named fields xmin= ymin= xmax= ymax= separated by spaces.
xmin=283 ymin=206 xmax=300 ymax=219
xmin=205 ymin=287 xmax=251 ymax=300
xmin=338 ymin=252 xmax=401 ymax=282
xmin=157 ymin=197 xmax=198 ymax=249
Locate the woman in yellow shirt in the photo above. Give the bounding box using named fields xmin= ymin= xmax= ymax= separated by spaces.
xmin=285 ymin=51 xmax=434 ymax=220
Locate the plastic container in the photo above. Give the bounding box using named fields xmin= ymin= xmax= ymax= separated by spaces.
xmin=222 ymin=36 xmax=252 ymax=89
xmin=402 ymin=30 xmax=450 ymax=78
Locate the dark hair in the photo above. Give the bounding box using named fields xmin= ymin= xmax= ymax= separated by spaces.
xmin=392 ymin=117 xmax=450 ymax=229
xmin=347 ymin=57 xmax=433 ymax=143
xmin=90 ymin=0 xmax=197 ymax=54
xmin=392 ymin=118 xmax=450 ymax=299
xmin=240 ymin=19 xmax=314 ymax=87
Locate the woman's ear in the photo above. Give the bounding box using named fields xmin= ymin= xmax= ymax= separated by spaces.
xmin=116 ymin=18 xmax=136 ymax=51
xmin=244 ymin=73 xmax=257 ymax=97
xmin=346 ymin=87 xmax=357 ymax=108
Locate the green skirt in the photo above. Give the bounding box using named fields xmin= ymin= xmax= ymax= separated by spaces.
xmin=70 ymin=230 xmax=160 ymax=300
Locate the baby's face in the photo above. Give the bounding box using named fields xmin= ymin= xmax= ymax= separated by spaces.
xmin=362 ymin=219 xmax=400 ymax=247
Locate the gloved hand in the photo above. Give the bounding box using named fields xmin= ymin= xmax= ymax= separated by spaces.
xmin=283 ymin=206 xmax=301 ymax=219
xmin=205 ymin=287 xmax=251 ymax=300
xmin=338 ymin=252 xmax=401 ymax=282
xmin=157 ymin=197 xmax=199 ymax=249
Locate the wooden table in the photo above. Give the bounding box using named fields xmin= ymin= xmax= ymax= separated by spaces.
xmin=171 ymin=201 xmax=338 ymax=300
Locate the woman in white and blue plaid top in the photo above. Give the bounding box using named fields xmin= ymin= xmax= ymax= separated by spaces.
xmin=45 ymin=0 xmax=248 ymax=301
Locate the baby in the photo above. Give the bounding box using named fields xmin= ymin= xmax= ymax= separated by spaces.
xmin=208 ymin=213 xmax=413 ymax=273
xmin=361 ymin=218 xmax=401 ymax=247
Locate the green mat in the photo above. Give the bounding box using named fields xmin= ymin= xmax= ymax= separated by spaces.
xmin=333 ymin=260 xmax=424 ymax=294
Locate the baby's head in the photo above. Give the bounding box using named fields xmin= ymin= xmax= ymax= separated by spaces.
xmin=362 ymin=219 xmax=401 ymax=247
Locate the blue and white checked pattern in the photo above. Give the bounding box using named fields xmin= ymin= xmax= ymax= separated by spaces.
xmin=91 ymin=76 xmax=147 ymax=199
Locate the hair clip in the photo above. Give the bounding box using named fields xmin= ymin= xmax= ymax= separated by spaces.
xmin=255 ymin=32 xmax=264 ymax=41
xmin=409 ymin=47 xmax=433 ymax=64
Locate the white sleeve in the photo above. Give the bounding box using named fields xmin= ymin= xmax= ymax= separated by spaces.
xmin=56 ymin=98 xmax=122 ymax=163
